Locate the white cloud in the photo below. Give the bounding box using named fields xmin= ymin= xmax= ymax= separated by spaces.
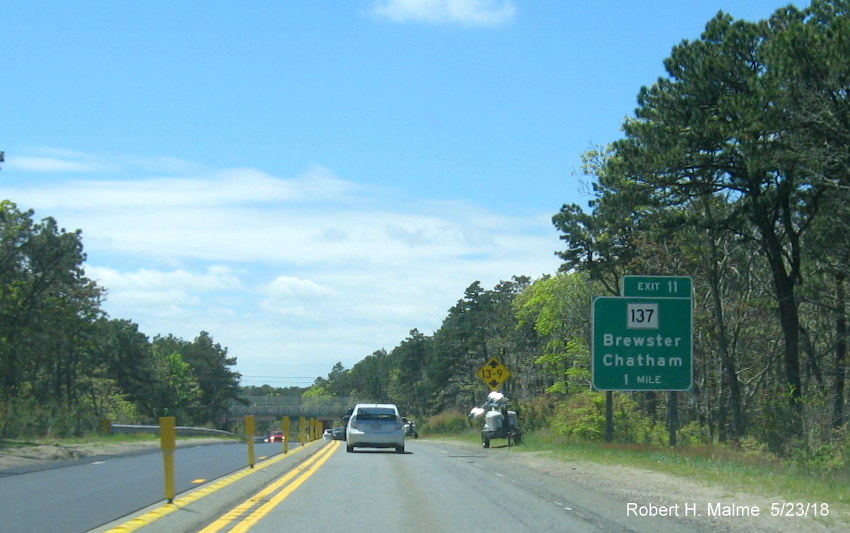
xmin=7 ymin=147 xmax=212 ymax=176
xmin=261 ymin=275 xmax=336 ymax=317
xmin=10 ymin=156 xmax=101 ymax=173
xmin=12 ymin=165 xmax=354 ymax=211
xmin=87 ymin=265 xmax=243 ymax=292
xmin=3 ymin=148 xmax=561 ymax=385
xmin=85 ymin=265 xmax=245 ymax=324
xmin=267 ymin=276 xmax=335 ymax=298
xmin=372 ymin=0 xmax=516 ymax=27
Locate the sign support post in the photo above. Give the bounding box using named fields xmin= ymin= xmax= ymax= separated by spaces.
xmin=668 ymin=391 xmax=679 ymax=447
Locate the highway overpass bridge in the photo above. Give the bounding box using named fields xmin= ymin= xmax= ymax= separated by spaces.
xmin=227 ymin=396 xmax=360 ymax=424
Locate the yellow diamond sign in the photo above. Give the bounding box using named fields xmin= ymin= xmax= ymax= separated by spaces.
xmin=477 ymin=358 xmax=512 ymax=390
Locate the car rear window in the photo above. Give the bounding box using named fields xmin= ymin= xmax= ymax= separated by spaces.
xmin=355 ymin=408 xmax=397 ymax=421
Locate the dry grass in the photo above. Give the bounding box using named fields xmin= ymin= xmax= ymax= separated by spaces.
xmin=525 ymin=434 xmax=850 ymax=506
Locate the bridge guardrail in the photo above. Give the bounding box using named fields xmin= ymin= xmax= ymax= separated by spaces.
xmin=111 ymin=424 xmax=234 ymax=437
xmin=227 ymin=396 xmax=361 ymax=419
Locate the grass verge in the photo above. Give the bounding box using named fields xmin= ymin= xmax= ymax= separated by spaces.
xmin=433 ymin=429 xmax=850 ymax=507
xmin=1 ymin=432 xmax=238 ymax=449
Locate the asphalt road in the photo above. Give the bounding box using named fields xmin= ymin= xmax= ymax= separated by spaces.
xmin=96 ymin=439 xmax=718 ymax=533
xmin=4 ymin=439 xmax=843 ymax=532
xmin=0 ymin=441 xmax=290 ymax=533
xmin=224 ymin=439 xmax=703 ymax=533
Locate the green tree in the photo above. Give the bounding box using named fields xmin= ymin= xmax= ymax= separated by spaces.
xmin=346 ymin=350 xmax=391 ymax=402
xmin=93 ymin=318 xmax=154 ymax=412
xmin=152 ymin=332 xmax=241 ymax=426
xmin=766 ymin=0 xmax=850 ymax=430
xmin=551 ymin=3 xmax=850 ymax=448
xmin=0 ymin=201 xmax=106 ymax=436
xmin=323 ymin=361 xmax=351 ymax=396
xmin=429 ymin=278 xmax=532 ymax=411
xmin=552 ymin=148 xmax=653 ymax=296
xmin=387 ymin=329 xmax=431 ymax=416
xmin=515 ymin=272 xmax=598 ymax=394
xmin=149 ymin=348 xmax=202 ymax=419
xmin=0 ymin=202 xmax=102 ymax=400
xmin=605 ymin=10 xmax=824 ymax=438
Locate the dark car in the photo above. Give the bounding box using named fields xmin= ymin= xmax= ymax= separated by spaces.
xmin=332 ymin=426 xmax=346 ymax=440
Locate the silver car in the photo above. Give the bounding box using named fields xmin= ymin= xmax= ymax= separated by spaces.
xmin=345 ymin=403 xmax=405 ymax=453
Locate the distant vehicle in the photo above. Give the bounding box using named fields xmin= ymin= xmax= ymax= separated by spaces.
xmin=346 ymin=403 xmax=405 ymax=453
xmin=471 ymin=391 xmax=522 ymax=448
xmin=323 ymin=428 xmax=333 ymax=441
xmin=332 ymin=426 xmax=346 ymax=440
xmin=403 ymin=419 xmax=418 ymax=438
xmin=266 ymin=431 xmax=285 ymax=443
xmin=480 ymin=409 xmax=521 ymax=448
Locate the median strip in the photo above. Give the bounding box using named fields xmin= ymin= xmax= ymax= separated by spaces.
xmin=101 ymin=440 xmax=324 ymax=533
xmin=199 ymin=440 xmax=340 ymax=533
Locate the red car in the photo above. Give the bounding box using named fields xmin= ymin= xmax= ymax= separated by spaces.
xmin=266 ymin=431 xmax=285 ymax=443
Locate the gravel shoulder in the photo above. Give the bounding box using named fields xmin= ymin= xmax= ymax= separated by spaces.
xmin=0 ymin=438 xmax=229 ymax=473
xmin=436 ymin=439 xmax=850 ymax=532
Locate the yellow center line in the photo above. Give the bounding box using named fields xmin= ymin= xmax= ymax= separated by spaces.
xmin=230 ymin=440 xmax=339 ymax=533
xmin=199 ymin=440 xmax=340 ymax=533
xmin=103 ymin=440 xmax=321 ymax=533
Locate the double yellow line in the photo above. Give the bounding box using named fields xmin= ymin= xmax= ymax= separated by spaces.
xmin=200 ymin=439 xmax=340 ymax=533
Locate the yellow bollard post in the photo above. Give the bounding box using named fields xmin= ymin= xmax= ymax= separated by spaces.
xmin=299 ymin=417 xmax=306 ymax=446
xmin=282 ymin=416 xmax=290 ymax=454
xmin=245 ymin=415 xmax=256 ymax=468
xmin=159 ymin=416 xmax=176 ymax=503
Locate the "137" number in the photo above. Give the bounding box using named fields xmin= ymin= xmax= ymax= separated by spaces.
xmin=627 ymin=303 xmax=658 ymax=329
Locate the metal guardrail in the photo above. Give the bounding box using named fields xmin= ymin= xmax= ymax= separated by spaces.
xmin=111 ymin=424 xmax=234 ymax=437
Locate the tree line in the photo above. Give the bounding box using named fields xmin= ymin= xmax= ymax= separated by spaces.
xmin=3 ymin=2 xmax=848 ymax=463
xmin=0 ymin=200 xmax=242 ymax=437
xmin=312 ymin=1 xmax=850 ymax=460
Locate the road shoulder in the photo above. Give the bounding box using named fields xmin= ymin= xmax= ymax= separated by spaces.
xmin=433 ymin=439 xmax=850 ymax=532
xmin=0 ymin=438 xmax=233 ymax=475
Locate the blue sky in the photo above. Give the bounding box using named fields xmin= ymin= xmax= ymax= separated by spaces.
xmin=2 ymin=0 xmax=795 ymax=387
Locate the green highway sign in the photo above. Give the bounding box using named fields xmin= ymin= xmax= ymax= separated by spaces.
xmin=623 ymin=275 xmax=692 ymax=298
xmin=592 ymin=296 xmax=693 ymax=391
